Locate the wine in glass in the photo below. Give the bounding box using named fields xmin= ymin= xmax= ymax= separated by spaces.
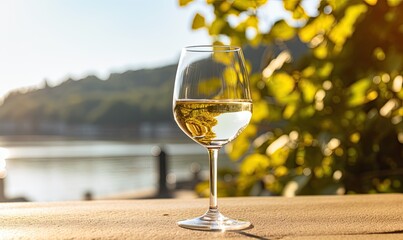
xmin=173 ymin=45 xmax=253 ymax=231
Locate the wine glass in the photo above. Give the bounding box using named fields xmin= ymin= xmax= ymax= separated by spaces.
xmin=173 ymin=45 xmax=253 ymax=231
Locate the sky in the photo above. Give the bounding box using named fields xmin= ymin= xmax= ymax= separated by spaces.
xmin=0 ymin=0 xmax=316 ymax=100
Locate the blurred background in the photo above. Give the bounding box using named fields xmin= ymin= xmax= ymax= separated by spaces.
xmin=0 ymin=0 xmax=402 ymax=202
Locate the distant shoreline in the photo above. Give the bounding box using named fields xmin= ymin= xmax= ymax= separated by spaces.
xmin=0 ymin=121 xmax=187 ymax=140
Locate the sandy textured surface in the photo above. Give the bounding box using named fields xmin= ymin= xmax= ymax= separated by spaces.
xmin=1 ymin=194 xmax=403 ymax=239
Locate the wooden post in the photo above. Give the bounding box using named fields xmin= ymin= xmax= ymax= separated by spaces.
xmin=158 ymin=148 xmax=168 ymax=196
xmin=0 ymin=177 xmax=5 ymax=202
xmin=152 ymin=146 xmax=169 ymax=197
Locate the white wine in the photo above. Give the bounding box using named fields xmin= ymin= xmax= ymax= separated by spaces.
xmin=174 ymin=99 xmax=252 ymax=148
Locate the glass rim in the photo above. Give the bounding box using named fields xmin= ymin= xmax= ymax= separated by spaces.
xmin=184 ymin=45 xmax=241 ymax=53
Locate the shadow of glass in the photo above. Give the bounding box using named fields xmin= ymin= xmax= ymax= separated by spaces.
xmin=229 ymin=225 xmax=272 ymax=240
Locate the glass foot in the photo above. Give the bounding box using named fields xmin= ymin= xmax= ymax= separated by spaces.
xmin=177 ymin=209 xmax=251 ymax=231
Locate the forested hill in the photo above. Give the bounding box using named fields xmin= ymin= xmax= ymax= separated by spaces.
xmin=0 ymin=45 xmax=275 ymax=133
xmin=0 ymin=64 xmax=177 ymax=126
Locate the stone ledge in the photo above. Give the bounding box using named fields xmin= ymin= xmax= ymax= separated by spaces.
xmin=0 ymin=194 xmax=402 ymax=239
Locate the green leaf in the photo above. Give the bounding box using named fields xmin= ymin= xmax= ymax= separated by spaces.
xmin=192 ymin=13 xmax=205 ymax=30
xmin=198 ymin=77 xmax=221 ymax=96
xmin=235 ymin=17 xmax=254 ymax=32
xmin=223 ymin=67 xmax=238 ymax=93
xmin=267 ymin=72 xmax=295 ymax=99
xmin=326 ymin=0 xmax=348 ymax=11
xmin=270 ymin=145 xmax=290 ymax=166
xmin=283 ymin=102 xmax=297 ymax=119
xmin=227 ymin=134 xmax=250 ymax=160
xmin=179 ymin=0 xmax=193 ymax=7
xmin=270 ymin=20 xmax=296 ymax=41
xmin=227 ymin=124 xmax=257 ymax=160
xmin=347 ymin=78 xmax=372 ymax=107
xmin=292 ymin=6 xmax=308 ymax=20
xmin=240 ymin=153 xmax=270 ymax=175
xmin=387 ymin=0 xmax=403 ymax=7
xmin=313 ymin=42 xmax=328 ymax=59
xmin=364 ymin=0 xmax=377 ymax=5
xmin=300 ymin=105 xmax=315 ymax=118
xmin=212 ymin=50 xmax=233 ymax=65
xmin=302 ymin=66 xmax=316 ymax=78
xmin=283 ymin=0 xmax=308 ymax=20
xmin=219 ymin=1 xmax=232 ymax=12
xmin=318 ymin=62 xmax=334 ymax=78
xmin=209 ymin=18 xmax=226 ymax=35
xmin=246 ymin=15 xmax=259 ymax=29
xmin=233 ymin=0 xmax=266 ymax=11
xmin=299 ymin=14 xmax=335 ymax=43
xmin=283 ymin=0 xmax=300 ymax=11
xmin=329 ymin=4 xmax=367 ymax=50
xmin=251 ymin=99 xmax=270 ymax=122
xmin=299 ymin=79 xmax=317 ymax=103
xmin=278 ymin=90 xmax=300 ymax=105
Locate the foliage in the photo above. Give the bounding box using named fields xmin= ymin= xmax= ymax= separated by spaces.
xmin=181 ymin=0 xmax=403 ymax=195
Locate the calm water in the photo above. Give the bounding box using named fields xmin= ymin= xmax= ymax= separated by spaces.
xmin=0 ymin=137 xmax=232 ymax=202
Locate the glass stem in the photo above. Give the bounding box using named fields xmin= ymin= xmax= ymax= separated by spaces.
xmin=208 ymin=148 xmax=219 ymax=211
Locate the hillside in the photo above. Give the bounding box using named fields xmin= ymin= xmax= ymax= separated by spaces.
xmin=0 ymin=45 xmax=290 ymax=136
xmin=0 ymin=64 xmax=176 ymax=125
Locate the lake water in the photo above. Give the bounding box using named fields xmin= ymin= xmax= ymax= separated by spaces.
xmin=0 ymin=137 xmax=232 ymax=202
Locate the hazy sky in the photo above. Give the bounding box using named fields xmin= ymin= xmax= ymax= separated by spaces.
xmin=0 ymin=0 xmax=316 ymax=100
